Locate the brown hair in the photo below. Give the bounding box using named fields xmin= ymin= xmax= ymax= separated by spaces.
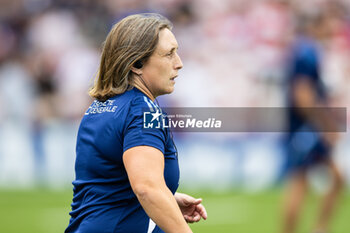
xmin=89 ymin=13 xmax=172 ymax=101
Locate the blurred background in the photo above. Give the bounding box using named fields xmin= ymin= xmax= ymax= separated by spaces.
xmin=0 ymin=0 xmax=349 ymax=232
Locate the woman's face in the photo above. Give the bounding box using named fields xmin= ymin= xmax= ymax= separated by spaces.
xmin=141 ymin=28 xmax=183 ymax=97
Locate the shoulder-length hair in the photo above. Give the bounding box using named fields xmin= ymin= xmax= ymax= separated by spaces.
xmin=89 ymin=13 xmax=172 ymax=101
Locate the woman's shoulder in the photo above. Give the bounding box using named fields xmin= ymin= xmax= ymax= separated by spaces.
xmin=96 ymin=88 xmax=155 ymax=121
xmin=128 ymin=88 xmax=160 ymax=112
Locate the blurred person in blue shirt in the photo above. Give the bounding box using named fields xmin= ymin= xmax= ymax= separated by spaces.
xmin=65 ymin=13 xmax=207 ymax=233
xmin=282 ymin=10 xmax=344 ymax=233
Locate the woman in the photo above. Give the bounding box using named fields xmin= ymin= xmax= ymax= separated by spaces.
xmin=65 ymin=13 xmax=207 ymax=233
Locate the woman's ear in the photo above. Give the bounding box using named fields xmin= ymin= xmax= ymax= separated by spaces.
xmin=133 ymin=60 xmax=143 ymax=69
xmin=130 ymin=66 xmax=142 ymax=75
xmin=131 ymin=60 xmax=143 ymax=75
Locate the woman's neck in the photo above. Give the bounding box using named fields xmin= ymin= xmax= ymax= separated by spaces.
xmin=132 ymin=75 xmax=156 ymax=101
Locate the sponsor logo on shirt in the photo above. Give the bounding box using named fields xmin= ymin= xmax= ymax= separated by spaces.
xmin=85 ymin=100 xmax=117 ymax=115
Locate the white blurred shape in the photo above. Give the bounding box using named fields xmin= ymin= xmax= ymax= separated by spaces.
xmin=0 ymin=62 xmax=34 ymax=120
xmin=179 ymin=138 xmax=237 ymax=190
xmin=54 ymin=46 xmax=99 ymax=118
xmin=241 ymin=137 xmax=282 ymax=192
xmin=27 ymin=11 xmax=83 ymax=52
xmin=43 ymin=120 xmax=77 ymax=189
xmin=0 ymin=122 xmax=34 ymax=187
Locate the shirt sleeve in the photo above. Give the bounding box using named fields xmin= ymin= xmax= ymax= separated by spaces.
xmin=123 ymin=96 xmax=166 ymax=154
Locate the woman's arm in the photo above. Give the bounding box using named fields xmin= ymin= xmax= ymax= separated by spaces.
xmin=292 ymin=77 xmax=338 ymax=146
xmin=123 ymin=146 xmax=192 ymax=233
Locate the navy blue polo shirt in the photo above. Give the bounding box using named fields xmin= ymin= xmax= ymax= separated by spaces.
xmin=285 ymin=36 xmax=330 ymax=170
xmin=65 ymin=88 xmax=179 ymax=233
